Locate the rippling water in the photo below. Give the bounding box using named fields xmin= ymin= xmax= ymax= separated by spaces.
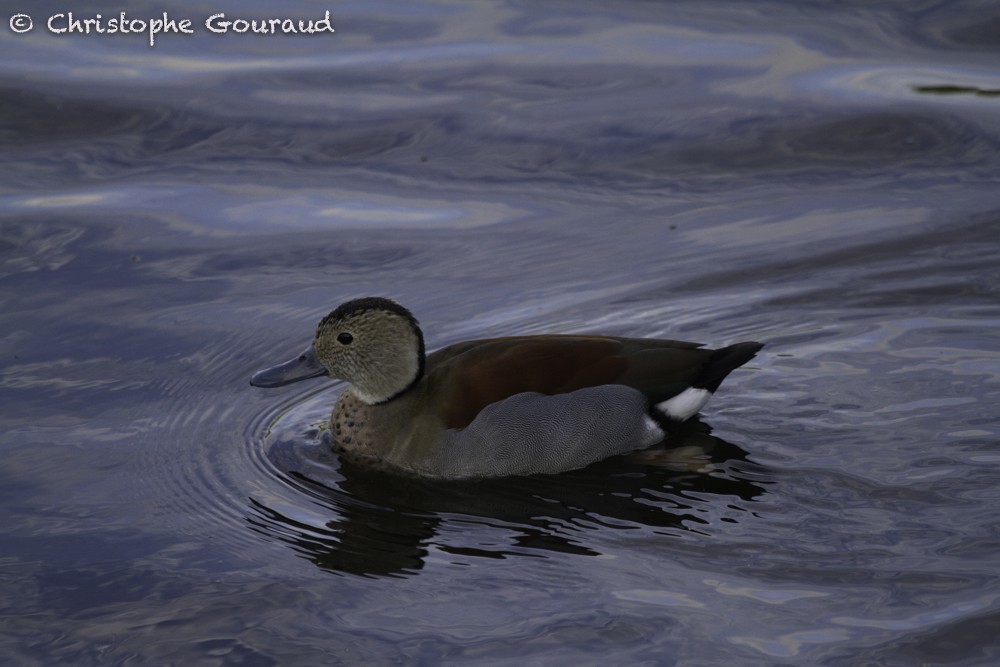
xmin=2 ymin=0 xmax=1000 ymax=664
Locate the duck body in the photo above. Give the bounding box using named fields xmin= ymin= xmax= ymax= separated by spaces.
xmin=251 ymin=298 xmax=763 ymax=479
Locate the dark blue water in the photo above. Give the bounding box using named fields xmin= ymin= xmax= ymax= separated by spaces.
xmin=2 ymin=0 xmax=1000 ymax=664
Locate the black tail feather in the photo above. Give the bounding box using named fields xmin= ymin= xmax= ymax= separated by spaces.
xmin=694 ymin=342 xmax=764 ymax=393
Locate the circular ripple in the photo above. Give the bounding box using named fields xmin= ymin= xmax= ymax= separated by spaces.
xmin=122 ymin=330 xmax=342 ymax=557
xmin=129 ymin=322 xmax=773 ymax=577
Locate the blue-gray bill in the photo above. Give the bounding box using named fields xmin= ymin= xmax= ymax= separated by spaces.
xmin=250 ymin=346 xmax=327 ymax=387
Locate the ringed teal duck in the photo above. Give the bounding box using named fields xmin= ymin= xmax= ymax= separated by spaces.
xmin=251 ymin=297 xmax=763 ymax=478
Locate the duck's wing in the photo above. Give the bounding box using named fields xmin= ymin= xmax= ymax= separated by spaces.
xmin=426 ymin=335 xmax=760 ymax=430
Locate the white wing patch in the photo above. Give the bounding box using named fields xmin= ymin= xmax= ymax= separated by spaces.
xmin=656 ymin=387 xmax=712 ymax=421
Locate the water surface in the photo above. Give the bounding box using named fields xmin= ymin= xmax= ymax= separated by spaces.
xmin=2 ymin=0 xmax=1000 ymax=664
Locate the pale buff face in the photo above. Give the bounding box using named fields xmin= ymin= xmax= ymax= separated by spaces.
xmin=313 ymin=306 xmax=422 ymax=404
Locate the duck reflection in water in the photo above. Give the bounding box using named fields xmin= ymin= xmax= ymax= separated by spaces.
xmin=247 ymin=418 xmax=770 ymax=578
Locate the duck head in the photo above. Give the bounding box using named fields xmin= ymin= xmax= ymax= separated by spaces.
xmin=250 ymin=297 xmax=425 ymax=405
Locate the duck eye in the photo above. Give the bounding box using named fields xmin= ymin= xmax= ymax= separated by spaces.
xmin=337 ymin=332 xmax=354 ymax=345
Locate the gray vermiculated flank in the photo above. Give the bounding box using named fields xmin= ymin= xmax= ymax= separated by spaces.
xmin=425 ymin=385 xmax=663 ymax=478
